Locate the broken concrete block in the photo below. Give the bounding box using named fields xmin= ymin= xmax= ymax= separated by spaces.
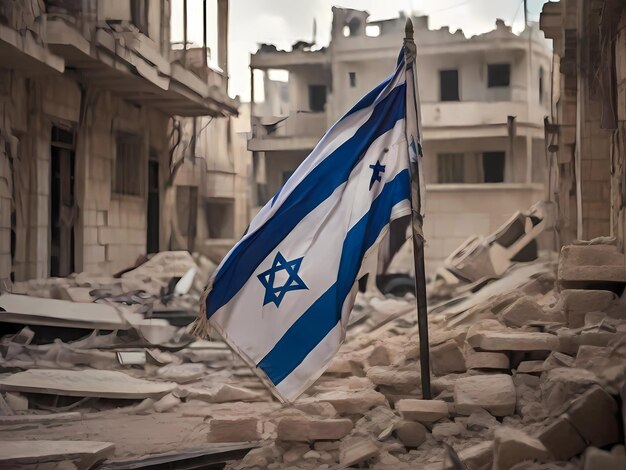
xmin=454 ymin=374 xmax=516 ymax=417
xmin=315 ymin=388 xmax=387 ymax=415
xmin=156 ymin=363 xmax=206 ymax=384
xmin=0 ymin=440 xmax=115 ymax=469
xmin=540 ymin=367 xmax=600 ymax=412
xmin=467 ymin=330 xmax=559 ymax=351
xmin=153 ymin=393 xmax=181 ymax=413
xmin=293 ymin=401 xmax=337 ymax=418
xmin=466 ymin=408 xmax=499 ymax=432
xmin=537 ymin=414 xmax=586 ymax=460
xmin=282 ymin=443 xmax=310 ymax=464
xmin=432 ymin=421 xmax=466 ymax=441
xmin=366 ymin=366 xmax=420 ymax=392
xmin=277 ymin=416 xmax=353 ymax=441
xmin=207 ymin=417 xmax=260 ymax=443
xmin=493 ymin=427 xmax=549 ymax=470
xmin=368 ymin=344 xmax=392 ymax=366
xmin=583 ymin=447 xmax=626 ymax=470
xmin=516 ymin=361 xmax=544 ymax=374
xmin=430 ymin=340 xmax=466 ymax=375
xmin=457 ymin=441 xmax=494 ymax=470
xmin=555 ymin=289 xmax=615 ymax=328
xmin=339 ymin=437 xmax=379 ymax=467
xmin=466 ymin=350 xmax=509 ymax=370
xmin=354 ymin=406 xmax=399 ymax=437
xmin=558 ymin=244 xmax=626 ymax=287
xmin=499 ymin=297 xmax=553 ymax=327
xmin=567 ymin=385 xmax=620 ymax=448
xmin=4 ymin=392 xmax=27 ymax=412
xmin=395 ymin=399 xmax=448 ymax=423
xmin=394 ymin=420 xmax=427 ymax=448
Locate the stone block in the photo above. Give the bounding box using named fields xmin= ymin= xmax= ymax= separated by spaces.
xmin=499 ymin=296 xmax=553 ymax=327
xmin=368 ymin=344 xmax=392 ymax=366
xmin=314 ymin=388 xmax=387 ymax=416
xmin=277 ymin=416 xmax=353 ymax=441
xmin=430 ymin=340 xmax=466 ymax=375
xmin=540 ymin=367 xmax=600 ymax=412
xmin=339 ymin=437 xmax=379 ymax=467
xmin=4 ymin=392 xmax=28 ymax=411
xmin=567 ymin=385 xmax=620 ymax=448
xmin=493 ymin=427 xmax=549 ymax=470
xmin=466 ymin=350 xmax=509 ymax=370
xmin=558 ymin=244 xmax=626 ymax=286
xmin=556 ymin=289 xmax=615 ymax=328
xmin=395 ymin=399 xmax=448 ymax=423
xmin=467 ymin=330 xmax=559 ymax=352
xmin=394 ymin=420 xmax=427 ymax=448
xmin=207 ymin=417 xmax=260 ymax=442
xmin=366 ymin=366 xmax=420 ymax=392
xmin=537 ymin=414 xmax=586 ymax=460
xmin=516 ymin=360 xmax=544 ymax=374
xmin=454 ymin=374 xmax=516 ymax=417
xmin=583 ymin=447 xmax=626 ymax=470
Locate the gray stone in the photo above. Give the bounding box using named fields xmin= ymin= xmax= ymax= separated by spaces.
xmin=493 ymin=427 xmax=549 ymax=470
xmin=315 ymin=388 xmax=387 ymax=415
xmin=567 ymin=385 xmax=620 ymax=448
xmin=499 ymin=297 xmax=553 ymax=327
xmin=430 ymin=340 xmax=466 ymax=376
xmin=394 ymin=420 xmax=427 ymax=448
xmin=454 ymin=374 xmax=516 ymax=417
xmin=395 ymin=398 xmax=448 ymax=423
xmin=277 ymin=416 xmax=353 ymax=441
xmin=583 ymin=447 xmax=626 ymax=470
xmin=537 ymin=415 xmax=586 ymax=460
xmin=207 ymin=417 xmax=260 ymax=443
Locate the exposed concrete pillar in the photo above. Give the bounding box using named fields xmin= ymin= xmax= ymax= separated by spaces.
xmin=218 ymin=0 xmax=229 ymax=80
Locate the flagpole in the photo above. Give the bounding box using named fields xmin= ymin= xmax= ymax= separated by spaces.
xmin=404 ymin=18 xmax=432 ymax=400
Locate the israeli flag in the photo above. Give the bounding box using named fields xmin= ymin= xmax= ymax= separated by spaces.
xmin=198 ymin=51 xmax=423 ymax=402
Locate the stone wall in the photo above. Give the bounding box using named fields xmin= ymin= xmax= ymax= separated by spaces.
xmin=613 ymin=9 xmax=626 ymax=251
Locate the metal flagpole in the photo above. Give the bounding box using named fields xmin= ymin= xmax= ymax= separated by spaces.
xmin=404 ymin=18 xmax=432 ymax=400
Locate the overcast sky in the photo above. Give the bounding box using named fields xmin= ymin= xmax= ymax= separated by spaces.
xmin=172 ymin=0 xmax=550 ymax=101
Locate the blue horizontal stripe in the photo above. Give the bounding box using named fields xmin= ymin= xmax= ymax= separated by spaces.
xmin=205 ymin=83 xmax=407 ymax=318
xmin=258 ymin=169 xmax=411 ymax=385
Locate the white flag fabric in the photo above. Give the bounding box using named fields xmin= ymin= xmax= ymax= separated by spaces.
xmin=198 ymin=51 xmax=422 ymax=402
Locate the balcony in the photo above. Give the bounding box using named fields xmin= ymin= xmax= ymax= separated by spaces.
xmin=248 ymin=112 xmax=326 ymax=152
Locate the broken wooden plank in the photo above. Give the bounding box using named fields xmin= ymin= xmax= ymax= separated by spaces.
xmin=0 ymin=369 xmax=176 ymax=399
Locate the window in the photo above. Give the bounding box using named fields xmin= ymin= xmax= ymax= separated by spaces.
xmin=437 ymin=153 xmax=464 ymax=183
xmin=308 ymin=85 xmax=327 ymax=112
xmin=439 ymin=70 xmax=459 ymax=101
xmin=539 ymin=66 xmax=544 ymax=103
xmin=487 ymin=64 xmax=511 ymax=88
xmin=482 ymin=151 xmax=505 ymax=183
xmin=130 ymin=0 xmax=149 ymax=36
xmin=349 ymin=72 xmax=357 ymax=88
xmin=113 ymin=132 xmax=143 ymax=196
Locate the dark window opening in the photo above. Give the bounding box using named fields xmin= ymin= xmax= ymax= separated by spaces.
xmin=437 ymin=153 xmax=464 ymax=183
xmin=439 ymin=70 xmax=459 ymax=101
xmin=113 ymin=132 xmax=143 ymax=196
xmin=308 ymin=85 xmax=327 ymax=112
xmin=130 ymin=0 xmax=149 ymax=36
xmin=482 ymin=151 xmax=505 ymax=183
xmin=487 ymin=64 xmax=511 ymax=88
xmin=146 ymin=153 xmax=160 ymax=254
xmin=349 ymin=72 xmax=357 ymax=88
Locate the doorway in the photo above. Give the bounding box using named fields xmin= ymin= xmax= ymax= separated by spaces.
xmin=146 ymin=152 xmax=160 ymax=254
xmin=50 ymin=126 xmax=76 ymax=277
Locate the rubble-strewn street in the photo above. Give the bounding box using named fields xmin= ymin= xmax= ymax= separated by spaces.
xmin=1 ymin=239 xmax=625 ymax=469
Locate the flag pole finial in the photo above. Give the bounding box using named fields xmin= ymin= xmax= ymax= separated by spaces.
xmin=404 ymin=17 xmax=414 ymax=41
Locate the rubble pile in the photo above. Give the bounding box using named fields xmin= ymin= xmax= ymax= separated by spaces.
xmin=0 ymin=242 xmax=625 ymax=469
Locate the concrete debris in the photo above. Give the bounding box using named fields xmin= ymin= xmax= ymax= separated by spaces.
xmin=395 ymin=398 xmax=449 ymax=423
xmin=493 ymin=427 xmax=549 ymax=470
xmin=0 ymin=440 xmax=114 ymax=470
xmin=582 ymin=447 xmax=626 ymax=470
xmin=558 ymin=244 xmax=626 ymax=287
xmin=1 ymin=242 xmax=626 ymax=468
xmin=454 ymin=374 xmax=517 ymax=417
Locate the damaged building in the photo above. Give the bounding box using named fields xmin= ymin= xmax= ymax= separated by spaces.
xmin=0 ymin=0 xmax=245 ymax=286
xmin=249 ymin=7 xmax=553 ymax=269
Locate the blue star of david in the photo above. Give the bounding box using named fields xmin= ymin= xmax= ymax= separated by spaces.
xmin=369 ymin=160 xmax=386 ymax=190
xmin=257 ymin=252 xmax=308 ymax=307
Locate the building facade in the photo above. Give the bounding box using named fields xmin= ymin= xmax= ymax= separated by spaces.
xmin=248 ymin=8 xmax=552 ymax=269
xmin=540 ymin=0 xmax=626 ymax=249
xmin=0 ymin=0 xmax=239 ymax=285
